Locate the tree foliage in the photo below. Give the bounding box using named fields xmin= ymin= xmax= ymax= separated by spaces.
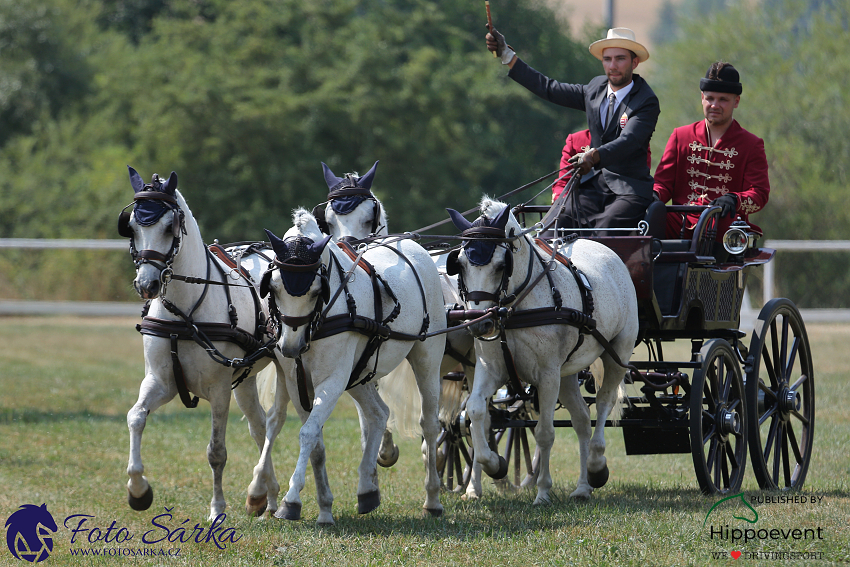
xmin=651 ymin=0 xmax=850 ymax=306
xmin=0 ymin=0 xmax=598 ymax=248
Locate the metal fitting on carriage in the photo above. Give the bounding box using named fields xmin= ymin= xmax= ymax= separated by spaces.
xmin=723 ymin=220 xmax=758 ymax=257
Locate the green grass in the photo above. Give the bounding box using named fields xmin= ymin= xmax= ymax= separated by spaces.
xmin=1 ymin=317 xmax=848 ymax=566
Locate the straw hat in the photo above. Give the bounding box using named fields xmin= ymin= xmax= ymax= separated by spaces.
xmin=588 ymin=28 xmax=649 ymax=63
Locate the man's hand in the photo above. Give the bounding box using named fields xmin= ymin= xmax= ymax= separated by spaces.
xmin=486 ymin=25 xmax=515 ymax=65
xmin=712 ymin=193 xmax=738 ymax=218
xmin=485 ymin=25 xmax=506 ymax=57
xmin=567 ymin=148 xmax=600 ymax=176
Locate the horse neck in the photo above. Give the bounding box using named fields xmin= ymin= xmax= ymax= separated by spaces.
xmin=161 ymin=191 xmax=211 ymax=308
xmin=507 ymin=235 xmax=546 ymax=305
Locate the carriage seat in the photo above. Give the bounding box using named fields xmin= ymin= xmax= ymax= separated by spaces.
xmin=644 ymin=202 xmax=725 ymax=316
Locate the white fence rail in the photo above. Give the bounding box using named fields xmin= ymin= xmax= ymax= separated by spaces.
xmin=2 ymin=239 xmax=850 ymax=321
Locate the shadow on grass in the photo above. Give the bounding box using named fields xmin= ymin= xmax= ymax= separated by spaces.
xmin=254 ymin=481 xmax=850 ymax=541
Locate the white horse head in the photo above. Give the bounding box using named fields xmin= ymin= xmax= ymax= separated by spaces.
xmin=318 ymin=161 xmax=388 ymax=240
xmin=119 ymin=166 xmax=203 ymax=300
xmin=262 ymin=209 xmax=332 ymax=359
xmin=446 ymin=197 xmax=525 ymax=339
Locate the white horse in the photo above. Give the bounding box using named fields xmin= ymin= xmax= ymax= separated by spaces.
xmin=261 ymin=209 xmax=447 ymax=521
xmin=319 ymin=161 xmax=479 ymax=496
xmin=446 ymin=198 xmax=638 ymax=503
xmin=119 ymin=167 xmax=290 ymax=520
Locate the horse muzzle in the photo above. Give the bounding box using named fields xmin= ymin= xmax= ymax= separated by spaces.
xmin=469 ymin=318 xmax=498 ymax=340
xmin=133 ymin=275 xmax=161 ymax=300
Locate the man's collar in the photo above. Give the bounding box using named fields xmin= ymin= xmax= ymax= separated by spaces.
xmin=607 ymin=80 xmax=634 ymax=100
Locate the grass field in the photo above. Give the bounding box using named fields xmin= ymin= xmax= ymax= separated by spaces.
xmin=1 ymin=316 xmax=847 ymax=566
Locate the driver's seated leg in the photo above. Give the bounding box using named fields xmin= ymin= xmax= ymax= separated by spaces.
xmin=591 ymin=194 xmax=652 ymax=236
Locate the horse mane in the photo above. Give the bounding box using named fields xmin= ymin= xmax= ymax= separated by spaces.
xmin=174 ymin=189 xmax=200 ymax=237
xmin=478 ymin=196 xmax=507 ymax=220
xmin=291 ymin=207 xmax=324 ymax=240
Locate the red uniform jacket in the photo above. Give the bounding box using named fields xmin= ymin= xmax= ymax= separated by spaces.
xmin=552 ymin=129 xmax=592 ymax=201
xmin=653 ymin=119 xmax=770 ymax=240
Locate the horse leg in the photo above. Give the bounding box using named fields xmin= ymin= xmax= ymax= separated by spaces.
xmin=279 ymin=373 xmax=346 ymax=524
xmin=530 ymin=373 xmax=559 ymax=506
xmin=206 ymin=382 xmax=233 ymax=521
xmin=407 ymin=343 xmax=444 ymax=517
xmin=377 ymin=429 xmax=399 ymax=467
xmin=127 ymin=372 xmax=174 ymax=512
xmin=586 ymin=352 xmax=628 ymax=489
xmin=347 ymin=383 xmax=389 ymax=515
xmin=467 ymin=364 xmax=507 ymax=482
xmin=558 ymin=373 xmax=593 ymax=500
xmin=247 ymin=361 xmax=290 ymax=516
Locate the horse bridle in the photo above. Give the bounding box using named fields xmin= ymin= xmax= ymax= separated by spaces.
xmin=259 ymin=254 xmax=331 ymax=346
xmin=313 ymin=177 xmax=382 ymax=237
xmin=118 ymin=183 xmax=186 ymax=280
xmin=447 ymin=225 xmax=537 ymax=308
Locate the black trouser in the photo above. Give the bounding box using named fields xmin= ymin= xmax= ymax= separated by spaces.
xmin=557 ymin=175 xmax=651 ymax=235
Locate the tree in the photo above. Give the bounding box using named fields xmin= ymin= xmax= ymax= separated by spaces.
xmin=651 ymin=0 xmax=850 ymax=306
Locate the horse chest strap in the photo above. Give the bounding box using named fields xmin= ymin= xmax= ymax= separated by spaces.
xmin=169 ymin=335 xmax=200 ymax=409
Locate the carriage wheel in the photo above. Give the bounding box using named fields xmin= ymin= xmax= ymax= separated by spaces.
xmin=493 ymin=423 xmax=540 ymax=491
xmin=689 ymin=339 xmax=748 ymax=495
xmin=745 ymin=298 xmax=815 ymax=490
xmin=436 ymin=401 xmax=474 ymax=493
xmin=492 ymin=391 xmax=540 ymax=491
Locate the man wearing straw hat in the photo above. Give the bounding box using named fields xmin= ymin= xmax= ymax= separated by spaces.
xmin=486 ymin=26 xmax=659 ymax=233
xmin=652 ymin=62 xmax=770 ymax=242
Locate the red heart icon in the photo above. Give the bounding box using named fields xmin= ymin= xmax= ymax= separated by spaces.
xmin=731 ymin=551 xmax=742 ymax=559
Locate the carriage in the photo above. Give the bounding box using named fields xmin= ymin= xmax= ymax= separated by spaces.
xmin=433 ymin=195 xmax=814 ymax=497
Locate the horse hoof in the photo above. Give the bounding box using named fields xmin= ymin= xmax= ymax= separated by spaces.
xmin=423 ymin=507 xmax=443 ymax=518
xmin=357 ymin=490 xmax=381 ymax=515
xmin=246 ymin=495 xmax=268 ymax=517
xmin=377 ymin=444 xmax=399 ymax=468
xmin=487 ymin=455 xmax=509 ymax=480
xmin=587 ymin=465 xmax=610 ymax=488
xmin=127 ymin=486 xmax=153 ymax=511
xmin=274 ymin=501 xmax=302 ymax=521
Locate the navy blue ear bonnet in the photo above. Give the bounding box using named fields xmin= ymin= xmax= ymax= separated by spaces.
xmin=447 ymin=206 xmax=513 ymax=266
xmin=119 ymin=167 xmax=179 ymax=238
xmin=264 ymin=229 xmax=332 ymax=297
xmin=322 ymin=161 xmax=379 ymax=216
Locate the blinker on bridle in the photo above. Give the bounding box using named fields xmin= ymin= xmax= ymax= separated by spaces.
xmin=118 ymin=179 xmax=185 ymax=280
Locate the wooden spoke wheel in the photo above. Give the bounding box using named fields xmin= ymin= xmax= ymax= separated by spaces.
xmin=436 ymin=400 xmax=474 ymax=493
xmin=492 ymin=388 xmax=539 ymax=491
xmin=745 ymin=298 xmax=815 ymax=490
xmin=690 ymin=339 xmax=748 ymax=495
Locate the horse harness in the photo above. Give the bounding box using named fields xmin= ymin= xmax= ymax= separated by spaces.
xmin=449 ymin=221 xmax=638 ymax=395
xmin=263 ymin=239 xmax=430 ymax=411
xmin=121 ymin=187 xmax=276 ymax=408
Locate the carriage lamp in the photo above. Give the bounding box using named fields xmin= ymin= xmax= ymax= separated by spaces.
xmin=723 ymin=220 xmax=757 ymax=256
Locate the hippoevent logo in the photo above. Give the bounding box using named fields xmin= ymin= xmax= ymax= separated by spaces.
xmin=703 ymin=492 xmax=827 ymax=561
xmin=5 ymin=504 xmax=58 ymax=563
xmin=5 ymin=504 xmax=242 ymax=561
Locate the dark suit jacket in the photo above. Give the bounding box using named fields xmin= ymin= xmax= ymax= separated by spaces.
xmin=508 ymin=59 xmax=660 ymax=199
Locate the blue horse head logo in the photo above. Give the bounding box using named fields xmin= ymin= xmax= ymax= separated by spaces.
xmin=5 ymin=504 xmax=58 ymax=563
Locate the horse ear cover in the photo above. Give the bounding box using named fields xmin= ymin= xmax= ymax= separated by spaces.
xmin=446 ymin=249 xmax=461 ymax=276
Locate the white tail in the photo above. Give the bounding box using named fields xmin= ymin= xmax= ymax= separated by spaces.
xmin=256 ymin=364 xmax=277 ymax=412
xmin=378 ymin=360 xmax=422 ymax=438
